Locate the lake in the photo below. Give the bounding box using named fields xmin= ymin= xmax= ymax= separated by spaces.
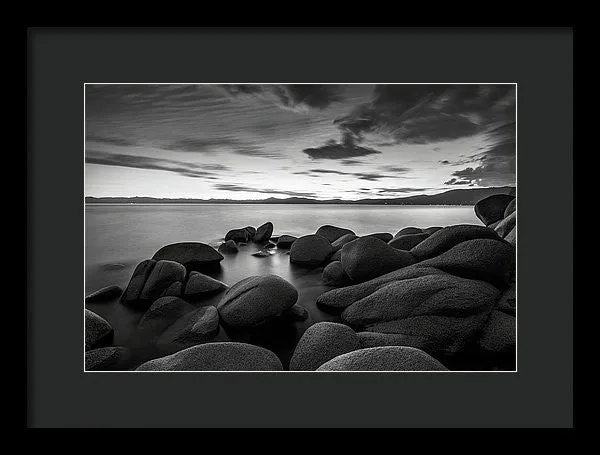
xmin=84 ymin=204 xmax=482 ymax=369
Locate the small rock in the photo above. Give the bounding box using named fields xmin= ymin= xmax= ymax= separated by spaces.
xmin=316 ymin=346 xmax=448 ymax=371
xmin=253 ymin=222 xmax=274 ymax=242
xmin=474 ymin=194 xmax=515 ymax=226
xmin=251 ymin=249 xmax=273 ymax=257
xmin=85 ymin=309 xmax=114 ymax=351
xmin=315 ymin=225 xmax=355 ymax=243
xmin=218 ymin=240 xmax=239 ymax=254
xmin=290 ymin=235 xmax=333 ymax=267
xmin=85 ymin=285 xmax=123 ymax=303
xmin=276 ymin=235 xmax=297 ymax=249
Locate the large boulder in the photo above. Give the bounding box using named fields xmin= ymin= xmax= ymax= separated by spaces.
xmin=388 ymin=233 xmax=429 ymax=251
xmin=315 ymin=225 xmax=355 ymax=243
xmin=120 ymin=259 xmax=156 ymax=304
xmin=289 ymin=322 xmax=363 ymax=371
xmin=217 ymin=275 xmax=298 ymax=327
xmin=156 ymin=305 xmax=220 ymax=352
xmin=85 ymin=347 xmax=129 ymax=371
xmin=85 ymin=285 xmax=122 ymax=303
xmin=85 ymin=309 xmax=114 ymax=351
xmin=504 ymin=199 xmax=517 ymax=218
xmin=339 ymin=274 xmax=499 ymax=355
xmin=138 ymin=260 xmax=187 ymax=303
xmin=331 ymin=233 xmax=359 ymax=252
xmin=151 ymin=242 xmax=224 ymax=269
xmin=322 ymin=261 xmax=352 ymax=286
xmin=289 ymin=235 xmax=333 ymax=267
xmin=218 ymin=240 xmax=239 ymax=254
xmin=476 ymin=310 xmax=516 ymax=354
xmin=340 ymin=236 xmax=415 ymax=282
xmin=244 ymin=226 xmax=257 ymax=238
xmin=276 ymin=235 xmax=297 ymax=249
xmin=183 ymin=271 xmax=227 ymax=298
xmin=316 ymin=346 xmax=448 ymax=371
xmin=474 ymin=194 xmax=515 ymax=226
xmin=135 ymin=342 xmax=283 ymax=371
xmin=495 ymin=211 xmax=516 ymax=238
xmin=395 ymin=227 xmax=423 ymax=236
xmin=225 ymin=228 xmax=252 ymax=243
xmin=253 ymin=222 xmax=274 ymax=242
xmin=317 ymin=265 xmax=448 ymax=310
xmin=417 ymin=238 xmax=515 ymax=288
xmin=410 ymin=224 xmax=501 ymax=260
xmin=365 ymin=232 xmax=393 ymax=243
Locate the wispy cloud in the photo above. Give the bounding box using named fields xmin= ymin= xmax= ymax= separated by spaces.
xmin=86 ymin=134 xmax=137 ymax=147
xmin=376 ymin=187 xmax=432 ymax=193
xmin=214 ymin=183 xmax=317 ymax=198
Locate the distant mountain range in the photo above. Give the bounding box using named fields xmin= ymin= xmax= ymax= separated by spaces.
xmin=85 ymin=186 xmax=515 ymax=206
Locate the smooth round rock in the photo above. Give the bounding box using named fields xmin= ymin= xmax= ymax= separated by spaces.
xmin=315 ymin=225 xmax=355 ymax=243
xmin=290 ymin=235 xmax=333 ymax=267
xmin=322 ymin=261 xmax=352 ymax=286
xmin=364 ymin=232 xmax=393 ymax=243
xmin=253 ymin=222 xmax=274 ymax=242
xmin=422 ymin=226 xmax=443 ymax=235
xmin=152 ymin=242 xmax=224 ymax=269
xmin=410 ymin=224 xmax=501 ymax=260
xmin=316 ymin=346 xmax=448 ymax=371
xmin=290 ymin=322 xmax=363 ymax=371
xmin=217 ymin=275 xmax=298 ymax=327
xmin=474 ymin=194 xmax=515 ymax=226
xmin=183 ymin=271 xmax=227 ymax=298
xmin=331 ymin=233 xmax=359 ymax=252
xmin=225 ymin=228 xmax=252 ymax=243
xmin=388 ymin=233 xmax=429 ymax=251
xmin=276 ymin=235 xmax=297 ymax=249
xmin=395 ymin=227 xmax=423 ymax=236
xmin=85 ymin=309 xmax=114 ymax=351
xmin=120 ymin=259 xmax=156 ymax=304
xmin=85 ymin=285 xmax=123 ymax=303
xmin=135 ymin=342 xmax=283 ymax=371
xmin=218 ymin=240 xmax=239 ymax=253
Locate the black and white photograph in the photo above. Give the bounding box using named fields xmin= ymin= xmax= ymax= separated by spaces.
xmin=84 ymin=83 xmax=517 ymax=372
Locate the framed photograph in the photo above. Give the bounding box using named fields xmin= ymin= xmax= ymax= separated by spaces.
xmin=28 ymin=27 xmax=573 ymax=428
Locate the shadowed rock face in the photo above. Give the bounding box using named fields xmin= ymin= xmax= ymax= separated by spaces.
xmin=364 ymin=232 xmax=393 ymax=242
xmin=289 ymin=322 xmax=363 ymax=371
xmin=410 ymin=224 xmax=501 ymax=260
xmin=395 ymin=227 xmax=423 ymax=237
xmin=315 ymin=225 xmax=355 ymax=243
xmin=226 ymin=228 xmax=252 ymax=243
xmin=322 ymin=261 xmax=352 ymax=287
xmin=85 ymin=309 xmax=114 ymax=351
xmin=331 ymin=233 xmax=359 ymax=252
xmin=183 ymin=271 xmax=227 ymax=297
xmin=218 ymin=240 xmax=239 ymax=254
xmin=474 ymin=194 xmax=515 ymax=226
xmin=253 ymin=222 xmax=274 ymax=242
xmin=290 ymin=235 xmax=333 ymax=267
xmin=151 ymin=242 xmax=224 ymax=270
xmin=341 ymin=236 xmax=415 ymax=282
xmin=505 ymin=226 xmax=516 ymax=246
xmin=495 ymin=211 xmax=516 ymax=238
xmin=504 ymin=199 xmax=516 ymax=218
xmin=316 ymin=346 xmax=449 ymax=371
xmin=388 ymin=233 xmax=429 ymax=251
xmin=156 ymin=306 xmax=220 ymax=353
xmin=217 ymin=275 xmax=298 ymax=328
xmin=135 ymin=342 xmax=283 ymax=371
xmin=476 ymin=310 xmax=516 ymax=354
xmin=276 ymin=235 xmax=297 ymax=249
xmin=138 ymin=260 xmax=187 ymax=303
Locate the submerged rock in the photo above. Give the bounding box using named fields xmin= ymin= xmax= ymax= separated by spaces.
xmin=276 ymin=235 xmax=297 ymax=249
xmin=316 ymin=346 xmax=448 ymax=371
xmin=251 ymin=249 xmax=274 ymax=257
xmin=85 ymin=285 xmax=122 ymax=303
xmin=341 ymin=236 xmax=415 ymax=282
xmin=85 ymin=347 xmax=130 ymax=371
xmin=253 ymin=222 xmax=274 ymax=242
xmin=290 ymin=235 xmax=333 ymax=267
xmin=136 ymin=342 xmax=283 ymax=371
xmin=474 ymin=194 xmax=515 ymax=226
xmin=218 ymin=240 xmax=239 ymax=254
xmin=410 ymin=224 xmax=501 ymax=260
xmin=289 ymin=322 xmax=363 ymax=371
xmin=315 ymin=225 xmax=355 ymax=243
xmin=217 ymin=275 xmax=298 ymax=327
xmin=151 ymin=242 xmax=224 ymax=270
xmin=85 ymin=309 xmax=114 ymax=351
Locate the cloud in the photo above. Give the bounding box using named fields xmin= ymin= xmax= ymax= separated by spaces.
xmin=214 ymin=183 xmax=317 ymax=198
xmin=86 ymin=150 xmax=225 ymax=179
xmin=302 ymin=134 xmax=382 ymax=160
xmin=219 ymin=84 xmax=346 ymax=111
xmin=307 ymin=169 xmax=393 ymax=181
xmin=381 ymin=165 xmax=411 ymax=173
xmin=341 ymin=159 xmax=365 ymax=166
xmin=86 ymin=134 xmax=137 ymax=147
xmin=376 ymin=187 xmax=431 ymax=193
xmin=163 ymin=137 xmax=283 ymax=158
xmin=444 ymin=178 xmax=471 ymax=185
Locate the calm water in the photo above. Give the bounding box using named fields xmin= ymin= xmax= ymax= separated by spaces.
xmin=85 ymin=204 xmax=481 ymax=369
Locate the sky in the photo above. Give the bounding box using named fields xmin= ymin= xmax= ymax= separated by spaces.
xmin=85 ymin=84 xmax=516 ymax=200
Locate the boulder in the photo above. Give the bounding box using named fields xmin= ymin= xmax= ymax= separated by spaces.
xmin=136 ymin=342 xmax=283 ymax=371
xmin=156 ymin=305 xmax=220 ymax=352
xmin=281 ymin=304 xmax=309 ymax=321
xmin=183 ymin=271 xmax=227 ymax=298
xmin=341 ymin=236 xmax=415 ymax=282
xmin=417 ymin=238 xmax=515 ymax=288
xmin=422 ymin=226 xmax=443 ymax=235
xmin=496 ymin=284 xmax=516 ymax=316
xmin=85 ymin=309 xmax=114 ymax=351
xmin=276 ymin=235 xmax=297 ymax=249
xmin=290 ymin=322 xmax=363 ymax=371
xmin=495 ymin=211 xmax=516 ymax=238
xmin=505 ymin=226 xmax=516 ymax=246
xmin=410 ymin=224 xmax=501 ymax=260
xmin=331 ymin=233 xmax=359 ymax=252
xmin=217 ymin=275 xmax=298 ymax=327
xmin=253 ymin=222 xmax=274 ymax=242
xmin=160 ymin=281 xmax=183 ymax=298
xmin=474 ymin=194 xmax=515 ymax=226
xmin=330 ymin=249 xmax=342 ymax=262
xmin=225 ymin=228 xmax=252 ymax=243
xmin=365 ymin=232 xmax=393 ymax=242
xmin=388 ymin=233 xmax=429 ymax=251
xmin=85 ymin=285 xmax=122 ymax=303
xmin=85 ymin=347 xmax=129 ymax=371
xmin=395 ymin=227 xmax=423 ymax=236
xmin=218 ymin=240 xmax=239 ymax=254
xmin=244 ymin=226 xmax=257 ymax=237
xmin=504 ymin=199 xmax=517 ymax=218
xmin=138 ymin=260 xmax=187 ymax=304
xmin=120 ymin=259 xmax=156 ymax=304
xmin=317 ymin=265 xmax=448 ymax=310
xmin=340 ymin=274 xmax=500 ymax=355
xmin=322 ymin=261 xmax=352 ymax=286
xmin=315 ymin=225 xmax=355 ymax=243
xmin=316 ymin=346 xmax=448 ymax=371
xmin=151 ymin=242 xmax=224 ymax=269
xmin=136 ymin=297 xmax=196 ymax=338
xmin=290 ymin=235 xmax=333 ymax=267
xmin=477 ymin=310 xmax=516 ymax=354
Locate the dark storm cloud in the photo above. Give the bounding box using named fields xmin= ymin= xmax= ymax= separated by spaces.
xmin=219 ymin=84 xmax=346 ymax=111
xmin=447 ymin=121 xmax=516 ymax=186
xmin=214 ymin=183 xmax=317 ymax=198
xmin=86 ymin=150 xmax=226 ymax=179
xmin=302 ymin=135 xmax=382 ymax=160
xmin=86 ymin=134 xmax=137 ymax=147
xmin=376 ymin=187 xmax=431 ymax=193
